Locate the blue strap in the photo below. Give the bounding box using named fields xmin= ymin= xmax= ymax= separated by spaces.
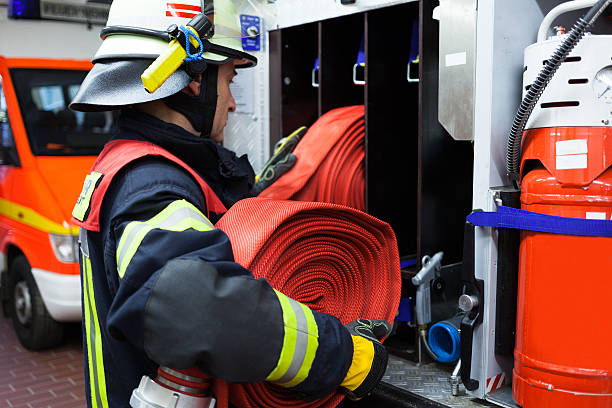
xmin=180 ymin=26 xmax=205 ymax=62
xmin=467 ymin=206 xmax=612 ymax=237
xmin=313 ymin=57 xmax=319 ymax=72
xmin=395 ymin=297 xmax=412 ymax=322
xmin=400 ymin=259 xmax=417 ymax=268
xmin=356 ymin=36 xmax=365 ymax=66
xmin=409 ymin=18 xmax=419 ymax=64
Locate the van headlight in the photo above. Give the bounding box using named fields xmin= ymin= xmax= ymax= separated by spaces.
xmin=49 ymin=233 xmax=79 ymax=263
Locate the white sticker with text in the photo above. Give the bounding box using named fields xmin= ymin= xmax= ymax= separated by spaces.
xmin=445 ymin=52 xmax=467 ymax=67
xmin=556 ymin=139 xmax=588 ymax=170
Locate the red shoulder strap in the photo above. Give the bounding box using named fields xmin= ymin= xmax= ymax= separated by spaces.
xmin=73 ymin=139 xmax=227 ymax=232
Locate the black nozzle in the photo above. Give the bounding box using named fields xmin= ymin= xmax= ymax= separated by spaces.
xmin=188 ymin=14 xmax=214 ymax=38
xmin=172 ymin=14 xmax=213 ymax=51
xmin=166 ymin=24 xmax=179 ymax=38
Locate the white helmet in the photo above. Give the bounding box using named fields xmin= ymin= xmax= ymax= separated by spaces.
xmin=70 ymin=0 xmax=256 ymax=112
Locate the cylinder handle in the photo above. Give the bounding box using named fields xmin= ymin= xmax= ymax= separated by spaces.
xmin=459 ymin=294 xmax=479 ymax=312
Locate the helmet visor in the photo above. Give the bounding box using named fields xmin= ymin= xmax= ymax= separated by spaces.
xmin=69 ymin=59 xmax=191 ymax=112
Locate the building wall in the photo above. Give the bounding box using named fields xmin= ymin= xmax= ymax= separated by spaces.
xmin=0 ymin=6 xmax=101 ymax=60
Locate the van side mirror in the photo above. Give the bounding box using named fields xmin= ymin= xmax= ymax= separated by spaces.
xmin=0 ymin=143 xmax=19 ymax=166
xmin=0 ymin=112 xmax=20 ymax=167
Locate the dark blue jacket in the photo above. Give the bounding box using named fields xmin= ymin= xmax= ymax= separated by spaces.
xmin=76 ymin=109 xmax=353 ymax=408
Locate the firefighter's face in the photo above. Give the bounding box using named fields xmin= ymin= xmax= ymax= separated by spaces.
xmin=210 ymin=62 xmax=238 ymax=143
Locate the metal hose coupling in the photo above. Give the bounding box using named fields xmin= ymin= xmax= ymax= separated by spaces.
xmin=418 ymin=325 xmax=440 ymax=361
xmin=130 ymin=367 xmax=215 ymax=408
xmin=449 ymin=360 xmax=462 ymax=396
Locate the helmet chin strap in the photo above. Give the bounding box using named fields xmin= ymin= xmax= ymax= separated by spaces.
xmin=163 ymin=64 xmax=219 ymax=138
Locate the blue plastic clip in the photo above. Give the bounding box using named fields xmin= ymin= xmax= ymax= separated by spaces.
xmin=180 ymin=25 xmax=205 ymax=62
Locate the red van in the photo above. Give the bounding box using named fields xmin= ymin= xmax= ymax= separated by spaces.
xmin=0 ymin=57 xmax=114 ymax=349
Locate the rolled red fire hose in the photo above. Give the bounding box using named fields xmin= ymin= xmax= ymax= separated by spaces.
xmin=260 ymin=106 xmax=365 ymax=211
xmin=213 ymin=197 xmax=401 ymax=408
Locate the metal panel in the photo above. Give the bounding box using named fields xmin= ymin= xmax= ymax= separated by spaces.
xmin=472 ymin=0 xmax=543 ymax=209
xmin=470 ymin=0 xmax=544 ymax=400
xmin=383 ymin=355 xmax=498 ymax=408
xmin=485 ymin=385 xmax=520 ymax=408
xmin=223 ymin=1 xmax=277 ymax=173
xmin=437 ymin=0 xmax=477 ymax=141
xmin=224 ymin=59 xmax=269 ymax=171
xmin=523 ymin=35 xmax=612 ymax=129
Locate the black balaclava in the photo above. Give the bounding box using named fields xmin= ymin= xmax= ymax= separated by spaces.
xmin=163 ymin=64 xmax=219 ymax=138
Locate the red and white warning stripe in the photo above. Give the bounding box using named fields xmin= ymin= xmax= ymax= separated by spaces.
xmin=486 ymin=372 xmax=506 ymax=393
xmin=166 ymin=1 xmax=201 ymax=18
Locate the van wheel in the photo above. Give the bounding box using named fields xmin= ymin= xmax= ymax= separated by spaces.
xmin=8 ymin=256 xmax=64 ymax=350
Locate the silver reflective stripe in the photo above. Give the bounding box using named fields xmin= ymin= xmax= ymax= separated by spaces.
xmin=160 ymin=367 xmax=209 ymax=383
xmin=116 ymin=205 xmax=213 ymax=275
xmin=266 ymin=290 xmax=319 ymax=387
xmin=156 ymin=376 xmax=206 ymax=394
xmin=79 ymin=227 xmax=89 ymax=257
xmin=275 ymin=297 xmax=309 ymax=384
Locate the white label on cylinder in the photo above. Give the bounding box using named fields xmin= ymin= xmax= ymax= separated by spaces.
xmin=586 ymin=212 xmax=607 ymax=220
xmin=556 ymin=139 xmax=588 ymax=156
xmin=445 ymin=52 xmax=467 ymax=67
xmin=556 ymin=154 xmax=588 ymax=170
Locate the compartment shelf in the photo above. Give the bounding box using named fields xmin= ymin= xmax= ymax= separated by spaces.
xmin=268 ymin=0 xmax=473 ymax=268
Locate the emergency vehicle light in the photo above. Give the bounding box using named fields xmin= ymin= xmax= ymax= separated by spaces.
xmin=7 ymin=0 xmax=41 ymax=19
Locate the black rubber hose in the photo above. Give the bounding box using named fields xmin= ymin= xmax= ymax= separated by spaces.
xmin=506 ymin=0 xmax=611 ymax=188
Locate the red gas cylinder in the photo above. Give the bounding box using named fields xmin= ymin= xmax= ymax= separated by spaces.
xmin=514 ymin=126 xmax=612 ymax=407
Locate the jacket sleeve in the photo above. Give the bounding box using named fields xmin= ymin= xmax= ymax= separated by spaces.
xmin=101 ymin=157 xmax=353 ymax=396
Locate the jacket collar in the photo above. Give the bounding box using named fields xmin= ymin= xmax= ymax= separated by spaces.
xmin=114 ymin=108 xmax=255 ymax=208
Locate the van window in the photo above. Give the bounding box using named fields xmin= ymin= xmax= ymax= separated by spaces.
xmin=10 ymin=69 xmax=115 ymax=156
xmin=0 ymin=77 xmax=20 ymax=166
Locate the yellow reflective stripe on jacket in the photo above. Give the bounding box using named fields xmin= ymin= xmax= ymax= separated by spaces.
xmin=0 ymin=197 xmax=78 ymax=235
xmin=116 ymin=200 xmax=214 ymax=278
xmin=82 ymin=253 xmax=109 ymax=408
xmin=266 ymin=290 xmax=319 ymax=388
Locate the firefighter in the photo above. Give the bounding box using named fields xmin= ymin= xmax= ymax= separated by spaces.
xmin=70 ymin=0 xmax=390 ymax=406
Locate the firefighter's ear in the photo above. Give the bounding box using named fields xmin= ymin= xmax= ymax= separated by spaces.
xmin=184 ymin=74 xmax=203 ymax=97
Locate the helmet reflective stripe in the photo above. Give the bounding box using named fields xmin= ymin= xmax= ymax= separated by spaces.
xmin=92 ymin=0 xmax=254 ymax=67
xmin=167 ymin=2 xmax=205 ymax=19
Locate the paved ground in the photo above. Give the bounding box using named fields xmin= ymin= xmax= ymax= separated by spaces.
xmin=0 ymin=305 xmax=86 ymax=408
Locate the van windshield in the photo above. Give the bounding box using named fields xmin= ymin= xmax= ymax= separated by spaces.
xmin=10 ymin=68 xmax=115 ymax=156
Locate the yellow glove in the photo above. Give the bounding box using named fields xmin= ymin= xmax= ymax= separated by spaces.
xmin=340 ymin=319 xmax=391 ymax=400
